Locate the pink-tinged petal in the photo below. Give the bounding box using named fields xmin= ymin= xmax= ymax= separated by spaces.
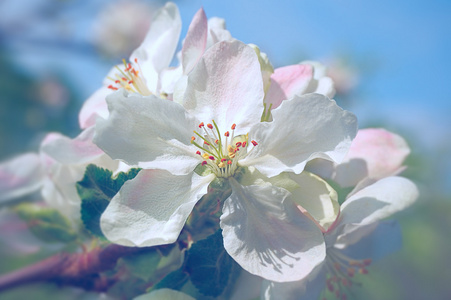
xmin=0 ymin=153 xmax=44 ymax=202
xmin=130 ymin=2 xmax=181 ymax=93
xmin=79 ymin=87 xmax=110 ymax=129
xmin=336 ymin=128 xmax=410 ymax=186
xmin=262 ymin=262 xmax=326 ymax=300
xmin=181 ymin=7 xmax=208 ymax=74
xmin=220 ymin=179 xmax=325 ymax=282
xmin=101 ymin=169 xmax=214 ymax=247
xmin=94 ymin=90 xmax=201 ymax=175
xmin=241 ymin=94 xmax=358 ymax=177
xmin=265 ymin=64 xmax=313 ymax=109
xmin=183 ymin=40 xmax=264 ymax=136
xmin=339 ymin=176 xmax=418 ymax=227
xmin=41 ymin=127 xmax=104 ymax=165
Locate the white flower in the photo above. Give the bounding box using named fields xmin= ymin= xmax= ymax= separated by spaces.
xmin=263 ymin=129 xmax=418 ymax=299
xmin=94 ymin=39 xmax=357 ymax=282
xmin=0 ymin=127 xmax=118 ymax=221
xmin=80 ymin=2 xmax=233 ymax=129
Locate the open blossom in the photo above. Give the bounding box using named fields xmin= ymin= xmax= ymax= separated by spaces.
xmin=80 ymin=2 xmax=233 ymax=130
xmin=0 ymin=127 xmax=118 ymax=221
xmin=263 ymin=129 xmax=418 ymax=299
xmin=94 ymin=39 xmax=357 ymax=282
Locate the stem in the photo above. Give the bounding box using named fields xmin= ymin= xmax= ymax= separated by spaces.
xmin=0 ymin=244 xmax=143 ymax=293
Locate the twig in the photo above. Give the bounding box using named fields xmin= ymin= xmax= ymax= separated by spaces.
xmin=0 ymin=244 xmax=142 ymax=293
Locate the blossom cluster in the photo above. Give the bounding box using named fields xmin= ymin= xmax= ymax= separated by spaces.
xmin=0 ymin=2 xmax=418 ymax=300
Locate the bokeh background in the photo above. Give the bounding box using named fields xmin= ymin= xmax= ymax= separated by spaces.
xmin=0 ymin=0 xmax=450 ymax=299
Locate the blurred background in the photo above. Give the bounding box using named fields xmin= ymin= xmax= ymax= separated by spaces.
xmin=0 ymin=0 xmax=449 ymax=299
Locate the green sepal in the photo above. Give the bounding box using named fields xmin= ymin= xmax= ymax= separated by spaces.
xmin=76 ymin=164 xmax=141 ymax=238
xmin=13 ymin=203 xmax=77 ymax=243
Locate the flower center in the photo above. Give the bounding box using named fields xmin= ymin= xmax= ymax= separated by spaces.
xmin=321 ymin=248 xmax=372 ymax=300
xmin=191 ymin=120 xmax=258 ymax=178
xmin=107 ymin=58 xmax=152 ymax=96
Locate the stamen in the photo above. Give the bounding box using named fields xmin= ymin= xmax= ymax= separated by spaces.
xmin=106 ymin=58 xmax=151 ymax=95
xmin=322 ymin=248 xmax=372 ymax=300
xmin=191 ymin=121 xmax=258 ymax=178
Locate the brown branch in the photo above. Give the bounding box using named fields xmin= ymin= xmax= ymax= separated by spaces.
xmin=0 ymin=244 xmax=143 ymax=293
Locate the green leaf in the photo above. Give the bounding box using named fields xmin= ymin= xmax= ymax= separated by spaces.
xmin=76 ymin=164 xmax=140 ymax=238
xmin=152 ymin=268 xmax=189 ymax=292
xmin=13 ymin=203 xmax=77 ymax=243
xmin=185 ymin=229 xmax=239 ymax=297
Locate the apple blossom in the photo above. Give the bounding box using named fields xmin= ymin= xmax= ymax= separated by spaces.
xmin=80 ymin=2 xmax=233 ymax=129
xmin=0 ymin=127 xmax=118 ymax=221
xmin=94 ymin=39 xmax=357 ymax=282
xmin=263 ymin=129 xmax=418 ymax=299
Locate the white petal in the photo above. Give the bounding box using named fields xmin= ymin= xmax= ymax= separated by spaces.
xmin=335 ymin=128 xmax=411 ymax=187
xmin=262 ymin=262 xmax=326 ymax=300
xmin=41 ymin=127 xmax=104 ymax=165
xmin=340 ymin=176 xmax=418 ymax=226
xmin=220 ymin=179 xmax=325 ymax=282
xmin=101 ymin=169 xmax=214 ymax=247
xmin=130 ymin=2 xmax=181 ymax=93
xmin=289 ymin=172 xmax=339 ymax=232
xmin=206 ymin=17 xmax=233 ymax=48
xmin=264 ymin=64 xmax=313 ymax=109
xmin=0 ymin=153 xmax=44 ymax=202
xmin=94 ymin=90 xmax=201 ymax=175
xmin=134 ymin=289 xmax=196 ymax=300
xmin=240 ymin=94 xmax=358 ymax=177
xmin=183 ymin=40 xmax=264 ymax=135
xmin=41 ymin=161 xmax=85 ymax=221
xmin=181 ymin=7 xmax=208 ymax=74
